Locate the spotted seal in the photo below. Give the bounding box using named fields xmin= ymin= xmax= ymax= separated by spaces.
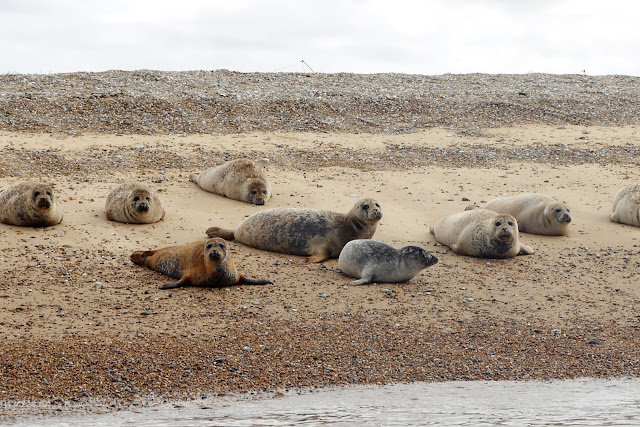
xmin=0 ymin=181 xmax=63 ymax=227
xmin=190 ymin=159 xmax=271 ymax=205
xmin=338 ymin=239 xmax=438 ymax=286
xmin=206 ymin=198 xmax=382 ymax=262
xmin=105 ymin=182 xmax=165 ymax=224
xmin=430 ymin=209 xmax=533 ymax=258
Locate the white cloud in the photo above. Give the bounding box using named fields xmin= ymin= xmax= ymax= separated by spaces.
xmin=0 ymin=0 xmax=638 ymax=75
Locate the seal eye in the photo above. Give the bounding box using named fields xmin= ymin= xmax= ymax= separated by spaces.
xmin=46 ymin=191 xmax=52 ymax=196
xmin=262 ymin=190 xmax=267 ymax=195
xmin=362 ymin=204 xmax=369 ymax=210
xmin=133 ymin=196 xmax=140 ymax=202
xmin=218 ymin=243 xmax=225 ymax=249
xmin=146 ymin=197 xmax=151 ymax=201
xmin=375 ymin=203 xmax=380 ymax=208
xmin=555 ymin=208 xmax=561 ymax=213
xmin=495 ymin=221 xmax=502 ymax=227
xmin=508 ymin=221 xmax=514 ymax=226
xmin=34 ymin=191 xmax=40 ymax=197
xmin=206 ymin=243 xmax=213 ymax=250
xmin=251 ymin=190 xmax=257 ymax=195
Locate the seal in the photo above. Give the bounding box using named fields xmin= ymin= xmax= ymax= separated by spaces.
xmin=206 ymin=198 xmax=383 ymax=262
xmin=190 ymin=159 xmax=272 ymax=205
xmin=130 ymin=237 xmax=273 ymax=289
xmin=0 ymin=181 xmax=63 ymax=227
xmin=610 ymin=182 xmax=640 ymax=226
xmin=338 ymin=239 xmax=438 ymax=286
xmin=105 ymin=182 xmax=165 ymax=224
xmin=475 ymin=193 xmax=572 ymax=236
xmin=430 ymin=209 xmax=534 ymax=258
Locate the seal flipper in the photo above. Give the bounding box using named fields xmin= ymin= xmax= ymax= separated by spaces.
xmin=131 ymin=250 xmax=156 ymax=265
xmin=158 ymin=278 xmax=191 ymax=290
xmin=206 ymin=226 xmax=235 ymax=240
xmin=237 ymin=274 xmax=272 ymax=286
xmin=348 ymin=271 xmax=374 ymax=286
xmin=518 ymin=243 xmax=535 ymax=255
xmin=306 ymin=248 xmax=330 ymax=263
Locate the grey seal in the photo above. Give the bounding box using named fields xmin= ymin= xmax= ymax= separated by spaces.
xmin=338 ymin=239 xmax=438 ymax=286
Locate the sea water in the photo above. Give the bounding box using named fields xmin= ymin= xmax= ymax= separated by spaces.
xmin=12 ymin=377 xmax=640 ymax=426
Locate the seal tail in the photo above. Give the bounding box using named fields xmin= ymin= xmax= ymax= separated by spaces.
xmin=130 ymin=250 xmax=155 ymax=265
xmin=189 ymin=173 xmax=199 ymax=183
xmin=206 ymin=226 xmax=235 ymax=240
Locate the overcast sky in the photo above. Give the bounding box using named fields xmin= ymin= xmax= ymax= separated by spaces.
xmin=1 ymin=0 xmax=638 ymax=76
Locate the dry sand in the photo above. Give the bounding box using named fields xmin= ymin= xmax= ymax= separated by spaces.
xmin=1 ymin=124 xmax=640 ymax=418
xmin=1 ymin=70 xmax=640 ymax=419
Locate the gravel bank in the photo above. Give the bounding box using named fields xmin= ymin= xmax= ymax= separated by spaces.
xmin=1 ymin=71 xmax=639 ymax=135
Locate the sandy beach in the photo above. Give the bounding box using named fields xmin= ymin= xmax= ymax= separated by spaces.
xmin=1 ymin=71 xmax=640 ymax=419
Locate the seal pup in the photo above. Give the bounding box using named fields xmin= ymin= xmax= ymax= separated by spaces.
xmin=190 ymin=159 xmax=272 ymax=205
xmin=105 ymin=182 xmax=165 ymax=224
xmin=131 ymin=237 xmax=273 ymax=290
xmin=338 ymin=239 xmax=438 ymax=286
xmin=0 ymin=181 xmax=63 ymax=227
xmin=430 ymin=209 xmax=534 ymax=258
xmin=206 ymin=198 xmax=383 ymax=262
xmin=472 ymin=193 xmax=571 ymax=236
xmin=610 ymin=182 xmax=640 ymax=226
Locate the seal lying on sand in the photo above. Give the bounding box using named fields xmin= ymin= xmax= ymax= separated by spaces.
xmin=131 ymin=237 xmax=272 ymax=289
xmin=610 ymin=182 xmax=640 ymax=226
xmin=338 ymin=239 xmax=438 ymax=286
xmin=469 ymin=193 xmax=571 ymax=236
xmin=190 ymin=159 xmax=272 ymax=205
xmin=430 ymin=209 xmax=534 ymax=258
xmin=206 ymin=198 xmax=383 ymax=262
xmin=0 ymin=181 xmax=63 ymax=227
xmin=105 ymin=182 xmax=165 ymax=224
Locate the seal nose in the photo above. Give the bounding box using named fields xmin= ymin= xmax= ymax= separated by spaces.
xmin=208 ymin=249 xmax=223 ymax=260
xmin=138 ymin=202 xmax=149 ymax=212
xmin=255 ymin=198 xmax=265 ymax=205
xmin=429 ymin=254 xmax=438 ymax=265
xmin=560 ymin=213 xmax=572 ymax=223
xmin=36 ymin=198 xmax=51 ymax=209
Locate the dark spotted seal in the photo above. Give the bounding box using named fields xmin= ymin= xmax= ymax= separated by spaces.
xmin=206 ymin=198 xmax=382 ymax=262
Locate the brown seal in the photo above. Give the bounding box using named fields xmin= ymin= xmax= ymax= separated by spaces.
xmin=0 ymin=181 xmax=63 ymax=227
xmin=130 ymin=237 xmax=273 ymax=290
xmin=430 ymin=209 xmax=534 ymax=258
xmin=610 ymin=182 xmax=640 ymax=226
xmin=190 ymin=159 xmax=272 ymax=205
xmin=105 ymin=182 xmax=165 ymax=224
xmin=206 ymin=198 xmax=383 ymax=262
